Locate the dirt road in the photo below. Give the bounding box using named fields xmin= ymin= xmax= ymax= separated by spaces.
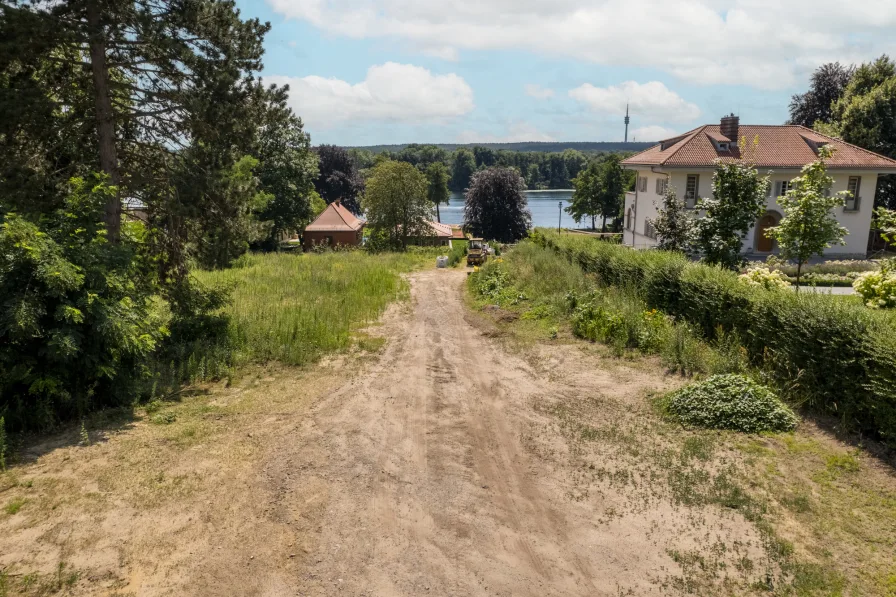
xmin=266 ymin=268 xmax=681 ymax=596
xmin=1 ymin=268 xmax=766 ymax=596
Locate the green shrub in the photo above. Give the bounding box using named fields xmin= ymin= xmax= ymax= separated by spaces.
xmin=853 ymin=261 xmax=896 ymax=308
xmin=532 ymin=228 xmax=896 ymax=445
xmin=739 ymin=266 xmax=791 ymax=290
xmin=0 ymin=177 xmax=167 ymax=431
xmin=447 ymin=241 xmax=467 ymax=267
xmin=665 ymin=374 xmax=798 ymax=433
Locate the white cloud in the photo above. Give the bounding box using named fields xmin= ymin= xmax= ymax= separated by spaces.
xmin=419 ymin=45 xmax=459 ymax=61
xmin=265 ymin=0 xmax=896 ymax=89
xmin=456 ymin=122 xmax=556 ymax=143
xmin=265 ymin=63 xmax=474 ymax=129
xmin=525 ymin=84 xmax=555 ymax=100
xmin=570 ymin=81 xmax=701 ymax=122
xmin=630 ymin=125 xmax=679 ymax=142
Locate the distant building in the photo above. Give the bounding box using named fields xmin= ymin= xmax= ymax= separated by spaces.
xmin=621 ymin=115 xmax=896 ymax=258
xmin=302 ymin=201 xmax=365 ymax=250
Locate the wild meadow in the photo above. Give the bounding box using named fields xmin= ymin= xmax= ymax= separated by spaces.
xmin=195 ymin=249 xmax=442 ymax=367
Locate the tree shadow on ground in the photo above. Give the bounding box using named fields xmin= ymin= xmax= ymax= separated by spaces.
xmin=802 ymin=410 xmax=896 ymax=470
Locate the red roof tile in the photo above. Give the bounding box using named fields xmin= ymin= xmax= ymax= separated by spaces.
xmin=622 ymin=125 xmax=896 ymax=170
xmin=305 ymin=201 xmax=365 ymax=232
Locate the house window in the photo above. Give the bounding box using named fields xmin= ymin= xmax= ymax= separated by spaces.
xmin=717 ymin=142 xmax=730 ymax=151
xmin=638 ymin=176 xmax=648 ymax=193
xmin=845 ymin=176 xmax=861 ymax=211
xmin=644 ymin=219 xmax=656 ymax=240
xmin=684 ymin=174 xmax=699 ymax=208
xmin=775 ymin=181 xmax=794 ymax=197
xmin=626 ymin=208 xmax=633 ymax=230
xmin=656 ymin=178 xmax=668 ymax=195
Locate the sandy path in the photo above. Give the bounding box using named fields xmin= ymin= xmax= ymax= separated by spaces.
xmin=261 ymin=268 xmax=658 ymax=596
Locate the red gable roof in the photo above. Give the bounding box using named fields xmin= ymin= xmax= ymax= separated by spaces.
xmin=305 ymin=201 xmax=365 ymax=232
xmin=622 ymin=125 xmax=896 ymax=170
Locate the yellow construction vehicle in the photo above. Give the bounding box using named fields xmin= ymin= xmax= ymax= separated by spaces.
xmin=466 ymin=238 xmax=488 ymax=266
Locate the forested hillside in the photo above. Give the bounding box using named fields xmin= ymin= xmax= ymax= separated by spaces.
xmin=348 ymin=143 xmax=641 ymax=191
xmin=351 ymin=141 xmax=654 ymax=154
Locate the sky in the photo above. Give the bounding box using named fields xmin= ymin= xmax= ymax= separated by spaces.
xmin=240 ymin=0 xmax=896 ymax=146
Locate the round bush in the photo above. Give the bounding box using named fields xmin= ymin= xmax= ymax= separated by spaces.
xmin=666 ymin=374 xmax=798 ymax=433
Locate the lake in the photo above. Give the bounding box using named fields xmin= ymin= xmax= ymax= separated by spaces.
xmin=438 ymin=189 xmax=581 ymax=230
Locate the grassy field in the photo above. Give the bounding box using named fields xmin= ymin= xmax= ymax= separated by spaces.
xmin=468 ymin=240 xmax=896 ymax=596
xmin=195 ymin=249 xmax=442 ymax=367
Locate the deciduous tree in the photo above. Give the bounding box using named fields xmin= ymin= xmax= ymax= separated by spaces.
xmin=254 ymin=113 xmax=319 ymax=244
xmin=450 ymin=148 xmax=477 ymax=192
xmin=651 ymin=185 xmax=693 ymax=253
xmin=314 ymin=145 xmax=364 ymax=214
xmin=363 ymin=160 xmax=432 ymax=250
xmin=463 ymin=167 xmax=531 ymax=243
xmin=692 ymin=151 xmax=771 ymax=270
xmin=425 ymin=163 xmax=450 ymax=223
xmin=566 ymin=161 xmax=601 ymax=230
xmin=766 ymin=146 xmax=849 ymax=288
xmin=788 ymin=62 xmax=854 ymax=127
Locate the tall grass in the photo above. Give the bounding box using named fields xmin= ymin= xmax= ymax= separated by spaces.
xmin=472 ymin=242 xmax=749 ymax=376
xmin=195 ymin=250 xmax=433 ymax=367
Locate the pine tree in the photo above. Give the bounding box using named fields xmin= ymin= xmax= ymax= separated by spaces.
xmin=1 ymin=0 xmax=272 ymax=244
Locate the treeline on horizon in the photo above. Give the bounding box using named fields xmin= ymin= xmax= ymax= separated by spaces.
xmin=346 ymin=143 xmax=641 ymax=192
xmin=350 ymin=141 xmax=654 ymax=154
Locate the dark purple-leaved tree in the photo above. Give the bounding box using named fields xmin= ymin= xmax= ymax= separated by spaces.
xmin=463 ymin=167 xmax=531 ymax=243
xmin=314 ymin=145 xmax=364 ymax=214
xmin=788 ymin=62 xmax=854 ymax=128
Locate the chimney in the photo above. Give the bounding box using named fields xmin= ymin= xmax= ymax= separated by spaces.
xmin=720 ymin=113 xmax=739 ymax=144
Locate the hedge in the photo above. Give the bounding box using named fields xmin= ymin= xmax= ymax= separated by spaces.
xmin=531 ymin=229 xmax=896 ymax=445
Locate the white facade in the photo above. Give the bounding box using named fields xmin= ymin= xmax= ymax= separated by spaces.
xmin=622 ymin=167 xmax=878 ymax=257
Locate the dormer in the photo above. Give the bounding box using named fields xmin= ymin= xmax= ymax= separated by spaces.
xmin=800 ymin=133 xmax=829 ymax=155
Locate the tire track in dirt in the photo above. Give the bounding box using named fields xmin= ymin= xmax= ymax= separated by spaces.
xmin=265 ymin=269 xmax=613 ymax=596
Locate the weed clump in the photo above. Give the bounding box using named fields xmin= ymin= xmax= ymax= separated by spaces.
xmin=665 ymin=374 xmax=798 ymax=433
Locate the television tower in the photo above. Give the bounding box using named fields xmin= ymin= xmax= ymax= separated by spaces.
xmin=624 ymin=104 xmax=630 ymax=143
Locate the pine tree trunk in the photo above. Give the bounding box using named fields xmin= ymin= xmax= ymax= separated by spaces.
xmin=87 ymin=0 xmax=121 ymax=242
xmin=436 ymin=202 xmax=441 ymax=223
xmin=602 ymin=215 xmax=607 ymax=233
xmin=796 ymin=261 xmax=802 ymax=293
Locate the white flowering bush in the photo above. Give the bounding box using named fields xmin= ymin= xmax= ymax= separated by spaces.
xmin=853 ymin=260 xmax=896 ymax=309
xmin=739 ymin=266 xmax=791 ymax=291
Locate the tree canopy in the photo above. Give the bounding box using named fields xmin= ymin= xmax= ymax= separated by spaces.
xmin=463 ymin=167 xmax=531 ymax=243
xmin=314 ymin=145 xmax=364 ymax=214
xmin=795 ymin=55 xmax=896 ymax=209
xmin=651 ymin=185 xmax=693 ymax=253
xmin=425 ymin=162 xmax=450 ymax=223
xmin=363 ymin=160 xmax=433 ymax=250
xmin=766 ymin=147 xmax=849 ymax=287
xmin=788 ymin=63 xmax=854 ymax=127
xmin=692 ymin=153 xmax=771 ymax=270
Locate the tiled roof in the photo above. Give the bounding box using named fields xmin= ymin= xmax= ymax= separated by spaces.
xmin=427 ymin=221 xmax=454 ymax=238
xmin=305 ymin=201 xmax=365 ymax=232
xmin=622 ymin=125 xmax=896 ymax=170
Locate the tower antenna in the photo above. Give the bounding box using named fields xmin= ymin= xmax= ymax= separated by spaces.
xmin=624 ymin=103 xmax=630 ymax=143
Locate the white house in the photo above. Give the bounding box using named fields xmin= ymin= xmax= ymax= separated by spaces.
xmin=621 ymin=115 xmax=896 ymax=257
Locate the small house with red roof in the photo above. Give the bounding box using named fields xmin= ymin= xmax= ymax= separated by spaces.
xmin=302 ymin=201 xmax=365 ymax=250
xmin=621 ymin=115 xmax=896 ymax=257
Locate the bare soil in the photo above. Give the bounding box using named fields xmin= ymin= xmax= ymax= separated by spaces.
xmin=1 ymin=268 xmax=894 ymax=596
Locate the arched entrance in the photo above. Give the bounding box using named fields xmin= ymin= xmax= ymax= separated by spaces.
xmin=755 ymin=211 xmax=781 ymax=253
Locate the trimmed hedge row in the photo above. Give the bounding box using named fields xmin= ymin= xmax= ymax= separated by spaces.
xmin=531 ymin=229 xmax=896 ymax=445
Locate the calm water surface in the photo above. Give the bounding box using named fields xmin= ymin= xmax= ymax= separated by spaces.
xmin=438 ymin=190 xmax=582 ymax=229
